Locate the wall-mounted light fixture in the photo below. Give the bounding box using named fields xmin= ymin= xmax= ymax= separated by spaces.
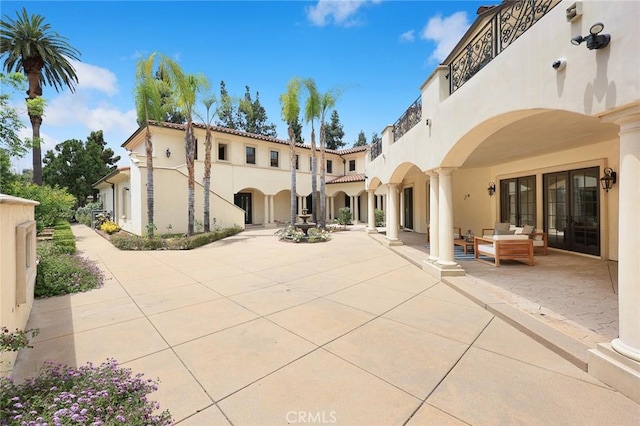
xmin=487 ymin=182 xmax=496 ymax=197
xmin=165 ymin=148 xmax=171 ymax=158
xmin=600 ymin=167 xmax=617 ymax=192
xmin=571 ymin=22 xmax=610 ymax=50
xmin=425 ymin=118 xmax=432 ymax=126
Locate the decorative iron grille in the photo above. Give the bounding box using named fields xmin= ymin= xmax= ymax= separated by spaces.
xmin=392 ymin=96 xmax=422 ymax=142
xmin=370 ymin=139 xmax=382 ymax=160
xmin=449 ymin=0 xmax=560 ymax=94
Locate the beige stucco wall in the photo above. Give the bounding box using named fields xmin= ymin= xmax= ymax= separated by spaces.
xmin=0 ymin=194 xmax=38 ymax=373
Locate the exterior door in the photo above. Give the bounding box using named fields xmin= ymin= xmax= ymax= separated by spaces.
xmin=234 ymin=192 xmax=252 ymax=224
xmin=403 ymin=187 xmax=414 ymax=230
xmin=544 ymin=167 xmax=600 ymax=255
xmin=500 ymin=175 xmax=536 ymax=226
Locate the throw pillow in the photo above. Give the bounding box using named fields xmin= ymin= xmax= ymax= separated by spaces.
xmin=494 ymin=222 xmax=512 ymax=235
xmin=522 ymin=224 xmax=535 ymax=235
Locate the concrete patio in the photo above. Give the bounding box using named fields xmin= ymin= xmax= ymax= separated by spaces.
xmin=13 ymin=225 xmax=639 ymax=425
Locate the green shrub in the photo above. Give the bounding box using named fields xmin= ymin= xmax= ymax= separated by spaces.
xmin=337 ymin=207 xmax=352 ymax=226
xmin=375 ymin=208 xmax=385 ymax=226
xmin=109 ymin=226 xmax=243 ymax=251
xmin=74 ymin=201 xmax=103 ymax=226
xmin=36 ymin=242 xmax=103 ymax=298
xmin=0 ymin=359 xmax=171 ymax=425
xmin=5 ymin=182 xmax=75 ymax=231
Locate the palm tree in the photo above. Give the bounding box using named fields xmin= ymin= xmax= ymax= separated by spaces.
xmin=1 ymin=8 xmax=80 ymax=185
xmin=134 ymin=52 xmax=172 ymax=238
xmin=163 ymin=61 xmax=208 ymax=236
xmin=280 ymin=78 xmax=301 ymax=225
xmin=318 ymin=89 xmax=341 ymax=228
xmin=303 ymin=79 xmax=321 ymax=224
xmin=199 ymin=94 xmax=217 ymax=232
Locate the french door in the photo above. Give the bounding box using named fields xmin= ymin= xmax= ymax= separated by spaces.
xmin=234 ymin=192 xmax=252 ymax=224
xmin=403 ymin=187 xmax=414 ymax=230
xmin=500 ymin=175 xmax=536 ymax=226
xmin=544 ymin=167 xmax=600 ymax=255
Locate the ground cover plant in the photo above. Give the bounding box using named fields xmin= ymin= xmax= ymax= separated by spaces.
xmin=109 ymin=225 xmax=243 ymax=250
xmin=36 ymin=221 xmax=103 ymax=298
xmin=0 ymin=359 xmax=172 ymax=425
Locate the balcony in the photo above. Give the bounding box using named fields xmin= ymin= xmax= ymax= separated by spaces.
xmin=392 ymin=95 xmax=422 ymax=143
xmin=448 ymin=0 xmax=561 ymax=94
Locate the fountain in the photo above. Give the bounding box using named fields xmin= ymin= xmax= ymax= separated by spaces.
xmin=296 ymin=209 xmax=316 ymax=236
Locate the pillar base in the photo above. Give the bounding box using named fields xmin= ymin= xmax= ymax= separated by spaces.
xmin=588 ymin=343 xmax=640 ymax=404
xmin=365 ymin=227 xmax=378 ymax=234
xmin=383 ymin=238 xmax=403 ymax=247
xmin=263 ymin=223 xmax=278 ymax=229
xmin=422 ymin=259 xmax=465 ymax=279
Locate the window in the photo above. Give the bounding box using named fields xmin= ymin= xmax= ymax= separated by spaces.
xmin=246 ymin=146 xmax=256 ymax=164
xmin=194 ymin=138 xmax=198 ymax=160
xmin=295 ymin=154 xmax=299 ymax=170
xmin=270 ymin=150 xmax=279 ymax=167
xmin=349 ymin=159 xmax=356 ymax=172
xmin=327 ymin=160 xmax=333 ymax=174
xmin=309 ymin=157 xmax=313 ymax=171
xmin=218 ymin=143 xmax=228 ymax=161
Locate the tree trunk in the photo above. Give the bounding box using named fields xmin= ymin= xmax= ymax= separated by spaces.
xmin=319 ymin=122 xmax=326 ymax=228
xmin=289 ymin=126 xmax=297 ymax=225
xmin=310 ymin=125 xmax=317 ymax=224
xmin=203 ymin=128 xmax=212 ymax=232
xmin=29 ymin=114 xmax=43 ymax=185
xmin=186 ymin=120 xmax=195 ymax=236
xmin=145 ymin=125 xmax=154 ymax=238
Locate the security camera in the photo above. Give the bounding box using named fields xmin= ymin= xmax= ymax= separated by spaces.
xmin=552 ymin=58 xmax=567 ymax=71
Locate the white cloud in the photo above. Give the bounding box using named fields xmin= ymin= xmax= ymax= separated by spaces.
xmin=421 ymin=11 xmax=470 ymax=62
xmin=306 ymin=0 xmax=381 ymax=27
xmin=399 ymin=29 xmax=415 ymax=42
xmin=70 ymin=60 xmax=119 ymax=96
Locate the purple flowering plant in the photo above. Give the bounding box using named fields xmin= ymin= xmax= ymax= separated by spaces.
xmin=0 ymin=359 xmax=171 ymax=425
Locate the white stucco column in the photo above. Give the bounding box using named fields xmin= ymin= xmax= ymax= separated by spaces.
xmin=366 ymin=189 xmax=376 ymax=233
xmin=354 ymin=194 xmax=360 ymax=224
xmin=428 ymin=171 xmax=439 ymax=262
xmin=302 ymin=196 xmax=307 ymax=212
xmin=437 ymin=168 xmax=456 ymax=266
xmin=387 ymin=184 xmax=400 ymax=242
xmin=263 ymin=195 xmax=269 ymax=225
xmin=297 ymin=196 xmax=303 ymax=216
xmin=611 ymin=114 xmax=640 ymax=362
xmin=269 ymin=195 xmax=274 ymax=224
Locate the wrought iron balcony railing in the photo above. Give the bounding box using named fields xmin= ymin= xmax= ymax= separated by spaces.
xmin=448 ymin=0 xmax=561 ymax=94
xmin=392 ymin=96 xmax=422 ymax=142
xmin=370 ymin=139 xmax=382 ymax=161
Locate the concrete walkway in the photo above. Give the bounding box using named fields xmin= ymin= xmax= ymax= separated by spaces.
xmin=13 ymin=225 xmax=639 ymax=425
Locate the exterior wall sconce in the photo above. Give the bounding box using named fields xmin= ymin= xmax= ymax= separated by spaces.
xmin=487 ymin=182 xmax=496 ymax=197
xmin=425 ymin=119 xmax=432 ymax=126
xmin=571 ymin=22 xmax=610 ymax=50
xmin=600 ymin=167 xmax=617 ymax=192
xmin=165 ymin=148 xmax=171 ymax=158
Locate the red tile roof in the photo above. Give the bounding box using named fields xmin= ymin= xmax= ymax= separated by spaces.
xmin=327 ymin=173 xmax=366 ymax=184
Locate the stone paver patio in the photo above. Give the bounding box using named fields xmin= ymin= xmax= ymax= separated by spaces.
xmin=13 ymin=225 xmax=639 ymax=425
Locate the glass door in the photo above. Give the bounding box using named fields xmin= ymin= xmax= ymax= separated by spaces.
xmin=500 ymin=175 xmax=536 ymax=226
xmin=234 ymin=192 xmax=252 ymax=224
xmin=543 ymin=167 xmax=600 ymax=255
xmin=403 ymin=187 xmax=414 ymax=230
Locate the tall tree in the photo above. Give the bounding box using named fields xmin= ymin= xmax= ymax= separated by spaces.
xmin=216 ymin=80 xmax=241 ymax=129
xmin=134 ymin=52 xmax=172 ymax=238
xmin=239 ymin=86 xmax=277 ymax=137
xmin=280 ymin=78 xmax=301 ymax=225
xmin=291 ymin=116 xmax=304 ymax=144
xmin=325 ymin=110 xmax=345 ymax=150
xmin=318 ymin=93 xmax=341 ymax=228
xmin=0 ymin=7 xmax=80 ymax=185
xmin=156 ymin=69 xmax=186 ymax=124
xmin=198 ymin=94 xmax=216 ymax=232
xmin=163 ymin=60 xmax=209 ymax=236
xmin=353 ymin=130 xmax=367 ymax=147
xmin=371 ymin=131 xmax=381 ymax=146
xmin=0 ymin=72 xmax=27 ymax=157
xmin=42 ymin=130 xmax=119 ymax=207
xmin=303 ymin=79 xmax=320 ymax=224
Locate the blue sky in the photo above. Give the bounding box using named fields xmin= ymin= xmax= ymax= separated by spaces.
xmin=3 ymin=0 xmax=485 ymax=171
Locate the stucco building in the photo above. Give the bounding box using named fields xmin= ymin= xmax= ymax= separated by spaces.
xmin=95 ymin=0 xmax=639 ymax=402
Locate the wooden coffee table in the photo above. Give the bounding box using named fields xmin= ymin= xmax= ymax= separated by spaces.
xmin=454 ymin=239 xmax=474 ymax=255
